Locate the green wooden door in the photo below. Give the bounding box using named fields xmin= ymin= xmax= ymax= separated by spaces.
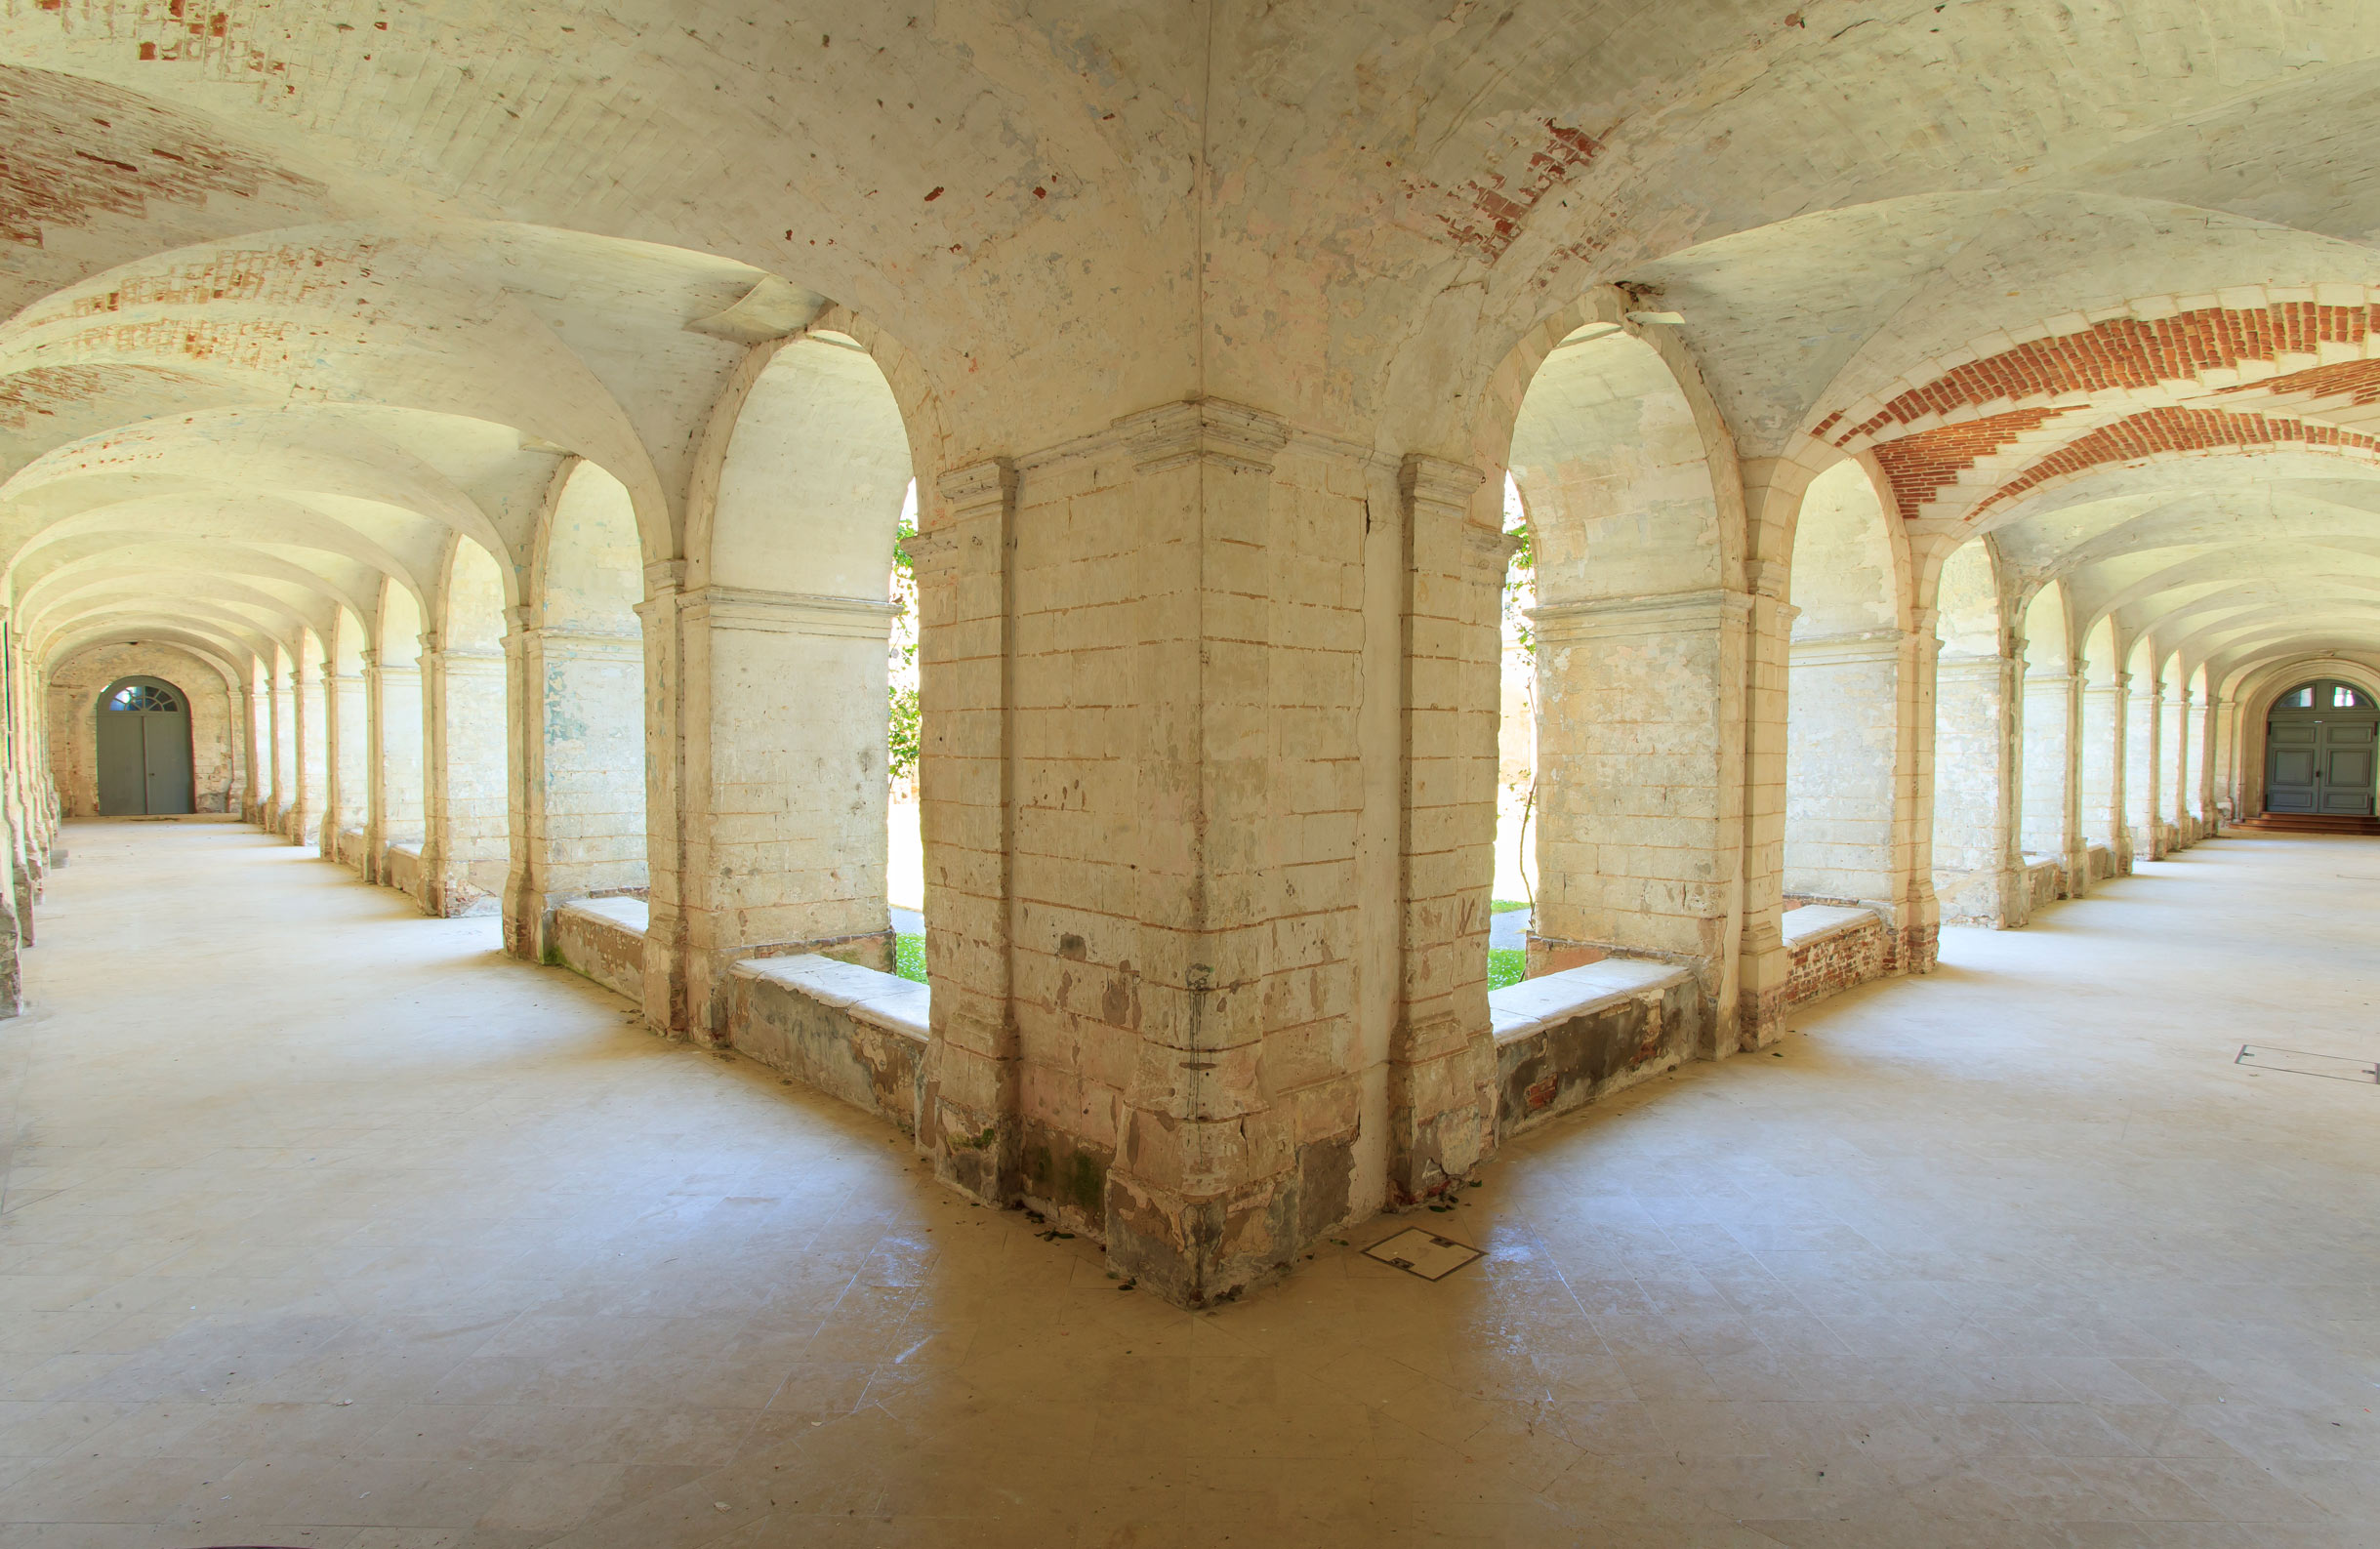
xmin=95 ymin=677 xmax=194 ymax=816
xmin=2265 ymin=679 xmax=2380 ymax=816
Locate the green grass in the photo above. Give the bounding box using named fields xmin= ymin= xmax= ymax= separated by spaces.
xmin=894 ymin=932 xmax=927 ymax=984
xmin=1488 ymin=947 xmax=1527 ymax=991
xmin=1490 ymin=898 xmax=1531 ymax=914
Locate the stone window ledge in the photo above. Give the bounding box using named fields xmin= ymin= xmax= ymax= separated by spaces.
xmin=728 ymin=955 xmax=929 ymax=1134
xmin=1489 ymin=958 xmax=1702 ymax=1141
xmin=1781 ymin=903 xmax=1876 ymax=947
xmin=1490 ymin=958 xmax=1690 ymax=1045
xmin=559 ymin=895 xmax=650 ymax=935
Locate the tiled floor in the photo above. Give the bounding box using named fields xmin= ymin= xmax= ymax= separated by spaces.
xmin=4 ymin=822 xmax=2379 ymax=1547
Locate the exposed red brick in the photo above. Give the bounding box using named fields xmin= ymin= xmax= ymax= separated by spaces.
xmin=1867 ymin=405 xmax=2068 ymax=520
xmin=2216 ymin=354 xmax=2380 ymax=408
xmin=1408 ymin=119 xmax=1598 ymax=264
xmin=1824 ymin=303 xmax=2378 ymax=448
xmin=1974 ymin=406 xmax=2380 ymax=517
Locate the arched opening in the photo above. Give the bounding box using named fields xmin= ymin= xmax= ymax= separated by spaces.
xmin=887 ymin=475 xmax=923 ymax=980
xmin=375 ymin=581 xmax=428 ymax=875
xmin=1930 ymin=537 xmax=2014 ymax=925
xmin=2122 ymin=635 xmax=2162 ymax=859
xmin=2264 ymin=677 xmax=2379 ymax=816
xmin=2077 ymin=617 xmax=2123 ymax=874
xmin=662 ymin=330 xmax=914 ymax=1035
xmin=1784 ymin=459 xmax=1909 ymax=917
xmin=2020 ymin=581 xmax=2077 ymax=884
xmin=94 ymin=674 xmax=192 ymax=815
xmin=506 ymin=459 xmax=647 ymax=959
xmin=429 ymin=538 xmax=513 ymax=916
xmin=1488 ymin=471 xmax=1536 ymax=990
xmin=1505 ymin=318 xmax=1739 ymax=1029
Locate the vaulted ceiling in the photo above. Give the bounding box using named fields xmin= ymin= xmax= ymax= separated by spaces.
xmin=3 ymin=0 xmax=2375 ymax=702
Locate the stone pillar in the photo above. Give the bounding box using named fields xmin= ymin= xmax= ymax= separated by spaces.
xmin=1532 ymin=587 xmax=1753 ymax=1048
xmin=2080 ymin=673 xmax=2127 ymax=872
xmin=268 ymin=669 xmax=296 ymax=833
xmin=422 ymin=634 xmax=509 ymax=916
xmin=1386 ymin=454 xmax=1505 ymax=1202
xmin=503 ymin=615 xmax=647 ymax=963
xmin=2020 ymin=669 xmax=2084 ymax=896
xmin=2193 ymin=694 xmax=2218 ymax=828
xmin=239 ymin=678 xmax=265 ymax=824
xmin=324 ymin=667 xmax=367 ymax=866
xmin=912 ymin=460 xmax=1021 ymax=1202
xmin=1734 ymin=561 xmax=1794 ymax=1047
xmin=2124 ymin=674 xmax=2163 ymax=862
xmin=639 ymin=571 xmax=898 ymax=1039
xmin=373 ymin=652 xmax=426 ymax=876
xmin=2164 ymin=686 xmax=2193 ymax=846
xmin=1933 ymin=649 xmax=2026 ymax=927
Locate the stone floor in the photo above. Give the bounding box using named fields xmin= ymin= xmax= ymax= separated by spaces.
xmin=3 ymin=823 xmax=2378 ymax=1548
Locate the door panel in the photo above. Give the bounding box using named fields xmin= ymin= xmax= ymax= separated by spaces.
xmin=97 ymin=712 xmax=145 ymax=815
xmin=144 ymin=716 xmax=194 ymax=814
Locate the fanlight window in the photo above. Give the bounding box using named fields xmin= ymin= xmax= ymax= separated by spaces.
xmin=103 ymin=684 xmax=181 ymax=713
xmin=2276 ymin=681 xmax=2369 ymax=713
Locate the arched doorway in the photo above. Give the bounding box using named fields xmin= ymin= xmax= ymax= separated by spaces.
xmin=97 ymin=676 xmax=193 ymax=815
xmin=2265 ymin=679 xmax=2379 ymax=816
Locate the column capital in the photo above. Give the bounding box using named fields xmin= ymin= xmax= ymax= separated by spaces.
xmin=1533 ymin=587 xmax=1754 ymax=643
xmin=677 ymin=586 xmax=896 ymax=638
xmin=1117 ymin=397 xmax=1291 ymax=475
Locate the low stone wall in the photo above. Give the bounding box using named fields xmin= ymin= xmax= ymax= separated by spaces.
xmin=335 ymin=827 xmax=368 ymax=875
xmin=383 ymin=844 xmax=425 ymax=908
xmin=551 ymin=897 xmax=648 ymax=1003
xmin=729 ymin=955 xmax=928 ymax=1136
xmin=2025 ymin=858 xmax=2063 ymax=914
xmin=1782 ymin=904 xmax=1890 ymax=1009
xmin=2087 ymin=842 xmax=2115 ymax=881
xmin=1492 ymin=959 xmax=1702 ymax=1141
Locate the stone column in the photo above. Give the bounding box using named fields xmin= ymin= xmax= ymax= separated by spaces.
xmin=639 ymin=572 xmax=898 ymax=1038
xmin=1532 ymin=587 xmax=1754 ymax=1048
xmin=2019 ymin=668 xmax=2084 ymax=896
xmin=503 ymin=615 xmax=647 ymax=962
xmin=2124 ymin=673 xmax=2163 ymax=862
xmin=268 ymin=668 xmax=296 ymax=833
xmin=2193 ymin=693 xmax=2217 ymax=829
xmin=238 ymin=678 xmax=264 ymax=823
xmin=324 ymin=666 xmax=367 ymax=866
xmin=1898 ymin=618 xmax=1943 ymax=968
xmin=1933 ymin=649 xmax=2027 ymax=928
xmin=422 ymin=633 xmax=509 ymax=916
xmin=1734 ymin=561 xmax=1794 ymax=1047
xmin=912 ymin=459 xmax=1021 ymax=1202
xmin=2079 ymin=672 xmax=2127 ymax=873
xmin=2164 ymin=686 xmax=2193 ymax=846
xmin=1387 ymin=455 xmax=1506 ymax=1202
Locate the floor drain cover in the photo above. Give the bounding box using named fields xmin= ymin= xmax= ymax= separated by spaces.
xmin=1364 ymin=1226 xmax=1484 ymax=1282
xmin=2236 ymin=1044 xmax=2380 ymax=1083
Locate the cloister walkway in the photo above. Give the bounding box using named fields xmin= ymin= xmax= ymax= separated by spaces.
xmin=1 ymin=820 xmax=2376 ymax=1546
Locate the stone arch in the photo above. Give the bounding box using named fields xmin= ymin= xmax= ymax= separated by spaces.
xmin=2019 ymin=579 xmax=2078 ymax=866
xmin=431 ymin=536 xmax=513 ymax=916
xmin=2231 ymin=657 xmax=2380 ymax=818
xmin=2077 ymin=616 xmax=2125 ymax=860
xmin=1499 ymin=291 xmax=1747 ymax=1043
xmin=1783 ymin=457 xmax=1914 ymax=919
xmin=506 ymin=458 xmax=648 ymax=958
xmin=48 ymin=640 xmax=237 ymax=818
xmin=654 ymin=312 xmax=926 ymax=1038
